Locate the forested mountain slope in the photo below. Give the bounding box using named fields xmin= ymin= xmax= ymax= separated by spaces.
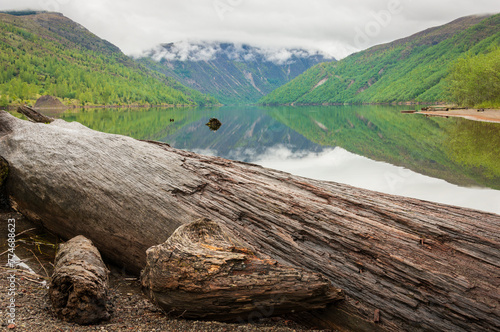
xmin=261 ymin=14 xmax=500 ymax=105
xmin=0 ymin=11 xmax=218 ymax=106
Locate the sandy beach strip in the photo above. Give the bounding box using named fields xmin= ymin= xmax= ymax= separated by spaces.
xmin=417 ymin=108 xmax=500 ymax=123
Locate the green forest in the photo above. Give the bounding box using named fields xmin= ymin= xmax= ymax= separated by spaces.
xmin=1 ymin=11 xmax=500 ymax=109
xmin=260 ymin=14 xmax=500 ymax=107
xmin=0 ymin=12 xmax=218 ymax=107
xmin=447 ymin=47 xmax=500 ymax=107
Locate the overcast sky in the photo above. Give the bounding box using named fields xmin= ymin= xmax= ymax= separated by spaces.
xmin=2 ymin=0 xmax=500 ymax=59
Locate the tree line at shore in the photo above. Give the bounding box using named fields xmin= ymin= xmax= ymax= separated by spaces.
xmin=448 ymin=47 xmax=500 ymax=108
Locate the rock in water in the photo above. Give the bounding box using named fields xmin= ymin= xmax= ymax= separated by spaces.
xmin=49 ymin=235 xmax=111 ymax=325
xmin=206 ymin=118 xmax=222 ymax=131
xmin=141 ymin=218 xmax=344 ymax=321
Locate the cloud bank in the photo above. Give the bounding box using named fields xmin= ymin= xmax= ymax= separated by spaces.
xmin=142 ymin=41 xmax=328 ymax=64
xmin=1 ymin=0 xmax=500 ymax=59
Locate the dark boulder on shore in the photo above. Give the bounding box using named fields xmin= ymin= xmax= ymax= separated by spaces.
xmin=34 ymin=95 xmax=65 ymax=109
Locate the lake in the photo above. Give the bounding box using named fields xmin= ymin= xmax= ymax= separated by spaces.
xmin=32 ymin=105 xmax=500 ymax=214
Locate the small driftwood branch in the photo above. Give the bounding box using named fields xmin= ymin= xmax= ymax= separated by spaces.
xmin=17 ymin=105 xmax=54 ymax=123
xmin=49 ymin=235 xmax=111 ymax=325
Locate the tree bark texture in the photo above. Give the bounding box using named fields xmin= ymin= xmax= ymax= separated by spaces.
xmin=1 ymin=111 xmax=499 ymax=331
xmin=0 ymin=155 xmax=8 ymax=186
xmin=0 ymin=156 xmax=9 ymax=209
xmin=141 ymin=217 xmax=344 ymax=321
xmin=49 ymin=235 xmax=111 ymax=324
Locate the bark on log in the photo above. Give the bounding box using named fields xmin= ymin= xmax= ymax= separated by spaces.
xmin=0 ymin=156 xmax=8 ymax=186
xmin=49 ymin=235 xmax=111 ymax=324
xmin=0 ymin=156 xmax=9 ymax=209
xmin=1 ymin=111 xmax=499 ymax=331
xmin=141 ymin=218 xmax=344 ymax=321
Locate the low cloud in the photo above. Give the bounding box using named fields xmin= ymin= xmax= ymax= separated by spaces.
xmin=147 ymin=41 xmax=222 ymax=61
xmin=1 ymin=0 xmax=500 ymax=59
xmin=141 ymin=41 xmax=329 ymax=64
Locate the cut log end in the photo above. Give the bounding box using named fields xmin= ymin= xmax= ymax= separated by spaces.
xmin=49 ymin=235 xmax=111 ymax=325
xmin=141 ymin=218 xmax=344 ymax=321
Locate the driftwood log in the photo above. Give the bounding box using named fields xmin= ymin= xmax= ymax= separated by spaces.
xmin=17 ymin=105 xmax=55 ymax=123
xmin=0 ymin=110 xmax=499 ymax=331
xmin=141 ymin=218 xmax=344 ymax=321
xmin=49 ymin=235 xmax=111 ymax=324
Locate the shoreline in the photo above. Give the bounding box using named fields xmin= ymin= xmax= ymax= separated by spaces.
xmin=417 ymin=108 xmax=500 ymax=123
xmin=1 ymin=103 xmax=222 ymax=111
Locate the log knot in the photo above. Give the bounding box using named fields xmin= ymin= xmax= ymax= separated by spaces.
xmin=141 ymin=218 xmax=344 ymax=321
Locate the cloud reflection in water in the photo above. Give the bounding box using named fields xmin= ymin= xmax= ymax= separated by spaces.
xmin=194 ymin=145 xmax=500 ymax=215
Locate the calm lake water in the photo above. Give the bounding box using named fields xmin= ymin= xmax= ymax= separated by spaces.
xmin=29 ymin=105 xmax=500 ymax=214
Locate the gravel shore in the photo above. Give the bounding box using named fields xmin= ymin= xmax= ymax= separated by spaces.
xmin=0 ymin=210 xmax=330 ymax=332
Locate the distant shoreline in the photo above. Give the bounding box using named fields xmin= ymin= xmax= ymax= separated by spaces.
xmin=261 ymin=101 xmax=438 ymax=107
xmin=1 ymin=103 xmax=221 ymax=112
xmin=417 ymin=108 xmax=500 ymax=123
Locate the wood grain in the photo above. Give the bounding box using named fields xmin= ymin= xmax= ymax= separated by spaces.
xmin=141 ymin=218 xmax=344 ymax=321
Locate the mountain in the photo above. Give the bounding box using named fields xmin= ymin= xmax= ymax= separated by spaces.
xmin=135 ymin=41 xmax=330 ymax=104
xmin=0 ymin=11 xmax=218 ymax=107
xmin=260 ymin=14 xmax=500 ymax=105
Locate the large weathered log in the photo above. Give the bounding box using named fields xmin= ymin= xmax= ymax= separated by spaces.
xmin=141 ymin=218 xmax=344 ymax=321
xmin=0 ymin=110 xmax=499 ymax=331
xmin=49 ymin=235 xmax=111 ymax=324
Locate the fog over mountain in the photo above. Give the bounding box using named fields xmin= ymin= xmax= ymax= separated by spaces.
xmin=2 ymin=0 xmax=500 ymax=59
xmin=141 ymin=40 xmax=332 ymax=65
xmin=137 ymin=41 xmax=329 ymax=104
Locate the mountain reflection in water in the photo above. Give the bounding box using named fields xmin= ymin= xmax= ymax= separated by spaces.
xmin=34 ymin=105 xmax=500 ymax=215
xmin=197 ymin=145 xmax=499 ymax=215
